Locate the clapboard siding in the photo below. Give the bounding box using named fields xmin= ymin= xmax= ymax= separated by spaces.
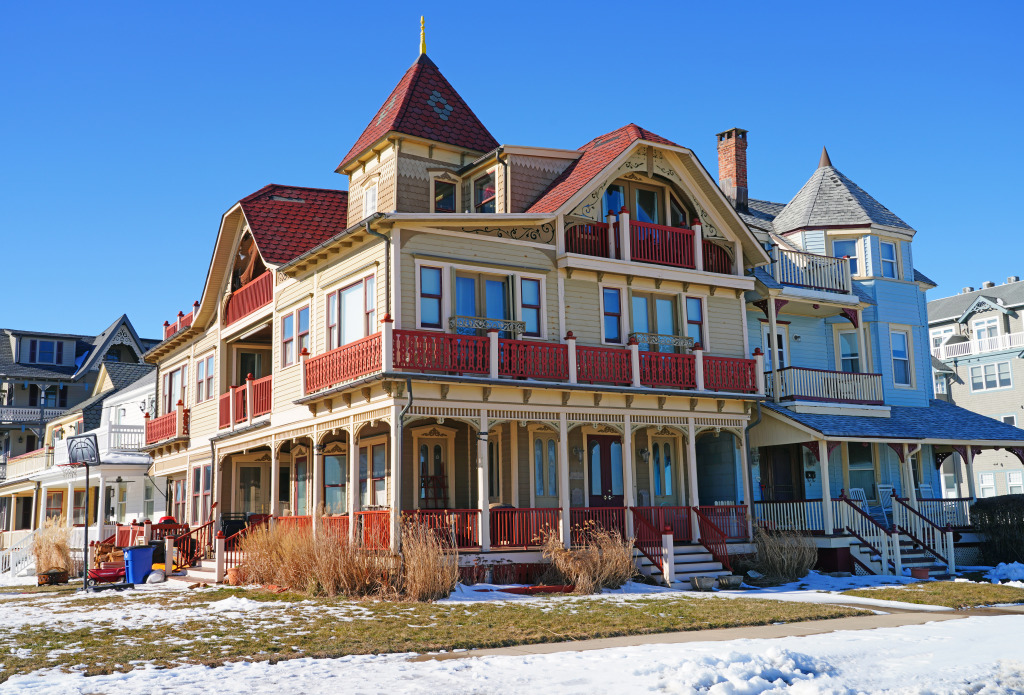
xmin=706 ymin=294 xmax=745 ymax=357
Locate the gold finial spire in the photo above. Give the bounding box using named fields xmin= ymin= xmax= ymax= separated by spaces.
xmin=419 ymin=16 xmax=426 ymax=55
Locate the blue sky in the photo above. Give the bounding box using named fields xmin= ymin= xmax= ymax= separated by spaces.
xmin=1 ymin=1 xmax=1021 ymax=337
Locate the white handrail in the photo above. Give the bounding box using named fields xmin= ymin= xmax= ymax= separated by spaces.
xmin=752 ymin=500 xmax=824 ymax=532
xmin=932 ymin=331 xmax=1024 ymax=360
xmin=893 ymin=497 xmax=955 ymax=574
xmin=837 ymin=497 xmax=899 ymax=575
xmin=1 ymin=528 xmax=39 ymax=577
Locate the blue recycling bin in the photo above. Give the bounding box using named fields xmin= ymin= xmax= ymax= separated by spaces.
xmin=124 ymin=545 xmax=155 ymax=584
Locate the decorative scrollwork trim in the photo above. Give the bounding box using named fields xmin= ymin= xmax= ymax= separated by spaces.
xmin=448 ymin=315 xmax=527 ymax=335
xmin=628 ymin=332 xmax=695 ymax=350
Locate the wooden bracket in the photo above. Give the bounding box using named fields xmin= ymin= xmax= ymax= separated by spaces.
xmin=562 ymin=391 xmax=571 ymax=406
xmin=593 ymin=393 xmax=602 ymax=407
xmin=689 ymin=397 xmax=698 ymax=411
xmin=658 ymin=396 xmax=667 ymax=410
xmin=440 ymin=384 xmax=450 ymax=400
xmin=522 ymin=389 xmax=532 ymax=404
xmin=717 ymin=399 xmax=725 ymax=413
xmin=482 ymin=387 xmax=492 ymax=402
xmin=361 ymin=387 xmax=371 ymax=404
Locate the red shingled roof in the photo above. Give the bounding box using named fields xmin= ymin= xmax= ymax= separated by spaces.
xmin=239 ymin=185 xmax=349 ymax=265
xmin=526 ymin=125 xmax=680 ymax=214
xmin=338 ymin=54 xmax=498 ymax=171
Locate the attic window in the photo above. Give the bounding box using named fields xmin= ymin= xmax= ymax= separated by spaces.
xmin=270 ymin=196 xmax=305 ymax=203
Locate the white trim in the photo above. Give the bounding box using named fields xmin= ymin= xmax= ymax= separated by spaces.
xmin=968 ymin=361 xmax=1013 ymax=393
xmin=410 ymin=424 xmax=457 ymax=509
xmin=889 ymin=325 xmax=915 ymax=389
xmin=598 ymin=282 xmax=629 ymax=345
xmin=879 ymin=240 xmax=899 ymax=280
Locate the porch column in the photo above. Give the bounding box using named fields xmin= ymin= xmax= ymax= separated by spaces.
xmin=953 ymin=449 xmax=964 ymax=496
xmin=312 ymin=439 xmax=324 ymax=534
xmin=965 ymin=445 xmax=977 ymax=500
xmin=686 ymin=419 xmax=700 ymax=542
xmin=896 ymin=443 xmax=910 ymax=500
xmin=817 ymin=439 xmax=834 ymax=535
xmin=622 ymin=414 xmax=635 ymax=538
xmin=95 ymin=474 xmax=105 ymax=539
xmin=510 ymin=420 xmax=520 ymax=507
xmin=348 ymin=426 xmax=360 ymax=544
xmin=768 ymin=297 xmax=781 ymax=403
xmin=390 ymin=407 xmax=403 ymax=552
xmin=477 ymin=410 xmax=491 ymax=552
xmin=856 ymin=309 xmax=869 ymax=373
xmin=269 ymin=444 xmax=280 ymax=517
xmin=67 ymin=479 xmax=74 ymax=527
xmin=558 ymin=413 xmax=571 ymax=548
xmin=903 ymin=443 xmax=917 ymax=506
xmin=738 ymin=428 xmax=754 ymax=539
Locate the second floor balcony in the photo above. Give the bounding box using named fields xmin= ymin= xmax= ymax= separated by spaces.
xmin=0 ymin=406 xmax=66 ymax=424
xmin=769 ymin=248 xmax=852 ymax=294
xmin=144 ymin=403 xmax=190 ymax=446
xmin=764 ymin=366 xmax=883 ymax=406
xmin=302 ymin=319 xmax=763 ymax=398
xmin=932 ymin=331 xmax=1024 ymax=360
xmin=224 ymin=271 xmax=274 ymax=327
xmin=218 ymin=375 xmax=273 ymax=430
xmin=51 ymin=423 xmax=147 ymax=467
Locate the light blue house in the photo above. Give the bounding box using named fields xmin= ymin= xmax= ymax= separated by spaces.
xmin=714 ymin=130 xmax=1024 ymax=574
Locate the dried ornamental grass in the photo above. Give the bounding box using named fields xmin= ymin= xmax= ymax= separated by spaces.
xmin=33 ymin=515 xmax=71 ymax=574
xmin=400 ymin=519 xmax=459 ymax=602
xmin=752 ymin=527 xmax=817 ymax=582
xmin=542 ymin=524 xmax=636 ymax=594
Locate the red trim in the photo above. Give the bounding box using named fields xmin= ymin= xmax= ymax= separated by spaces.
xmin=224 ymin=271 xmax=273 ymax=326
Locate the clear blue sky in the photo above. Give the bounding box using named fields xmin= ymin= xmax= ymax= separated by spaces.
xmin=2 ymin=1 xmax=1021 ymax=338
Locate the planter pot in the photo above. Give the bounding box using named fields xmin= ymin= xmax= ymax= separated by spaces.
xmin=716 ymin=575 xmax=744 ymax=590
xmin=226 ymin=567 xmax=241 ymax=586
xmin=910 ymin=567 xmax=931 ymax=580
xmin=37 ymin=570 xmax=69 ymax=586
xmin=689 ymin=576 xmax=716 ymax=591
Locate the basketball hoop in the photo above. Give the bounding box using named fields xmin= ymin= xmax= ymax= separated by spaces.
xmin=58 ymin=462 xmax=82 ymax=483
xmin=65 ymin=434 xmax=100 ymax=591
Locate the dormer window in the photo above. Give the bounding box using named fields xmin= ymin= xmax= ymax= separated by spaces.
xmin=364 ymin=184 xmax=378 ymax=216
xmin=474 ymin=173 xmax=495 ymax=213
xmin=880 ymin=241 xmax=898 ymax=279
xmin=28 ymin=339 xmax=61 ymax=364
xmin=434 ymin=180 xmax=456 ymax=213
xmin=833 ymin=239 xmax=859 ymax=275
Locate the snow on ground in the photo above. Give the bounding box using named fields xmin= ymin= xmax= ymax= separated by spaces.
xmin=3 ymin=615 xmax=1022 ymax=694
xmin=988 ymin=562 xmax=1024 ymax=584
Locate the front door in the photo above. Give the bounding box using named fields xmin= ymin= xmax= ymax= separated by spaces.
xmin=418 ymin=437 xmax=449 ymax=509
xmin=588 ymin=435 xmax=624 ymax=507
xmin=239 ymin=466 xmax=264 ymax=514
xmin=763 ymin=446 xmax=798 ymax=501
xmin=762 ymin=324 xmax=788 ymax=371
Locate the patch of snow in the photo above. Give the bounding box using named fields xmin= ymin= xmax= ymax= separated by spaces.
xmin=988 ymin=562 xmax=1024 ymax=584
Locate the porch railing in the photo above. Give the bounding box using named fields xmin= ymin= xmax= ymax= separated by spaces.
xmin=638 ymin=351 xmax=696 ymax=389
xmin=692 ymin=507 xmax=731 ymax=571
xmin=570 ymin=507 xmax=626 ymax=544
xmin=393 ymin=329 xmax=488 ymax=376
xmin=174 ymin=520 xmax=215 ymax=568
xmin=917 ymin=498 xmax=972 ymax=529
xmin=836 ymin=495 xmax=900 ymax=575
xmin=275 ymin=516 xmax=312 ymax=533
xmin=576 ymin=345 xmax=631 ymax=385
xmin=321 ymin=515 xmax=349 ymax=540
xmin=404 ymin=509 xmax=480 ymax=549
xmin=0 ymin=406 xmax=67 ymax=423
xmin=772 ymin=248 xmax=851 ymax=293
xmin=565 ymin=222 xmax=618 ymax=258
xmin=753 ymin=499 xmax=825 ymax=532
xmin=932 ymin=331 xmax=1024 ymax=360
xmin=224 ymin=271 xmax=273 ymax=326
xmin=893 ymin=497 xmax=954 ymax=573
xmin=702 ymin=240 xmax=732 ymax=275
xmin=490 ymin=508 xmax=560 ymax=548
xmin=498 ymin=339 xmax=569 ymax=380
xmin=766 ymin=367 xmax=883 ymax=405
xmin=632 ymin=506 xmax=692 ymax=542
xmin=144 ymin=406 xmax=188 ymax=445
xmin=630 ymin=221 xmax=695 ymax=268
xmin=703 ymin=355 xmax=758 ymax=393
xmin=631 ymin=509 xmax=666 ymax=578
xmin=305 ymin=332 xmax=382 ymax=393
xmin=357 ymin=510 xmax=390 ymax=550
xmin=697 ymin=505 xmax=748 ymax=540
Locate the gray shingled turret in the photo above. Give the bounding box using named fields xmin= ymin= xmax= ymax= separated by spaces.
xmin=771 ymin=150 xmax=914 ymax=235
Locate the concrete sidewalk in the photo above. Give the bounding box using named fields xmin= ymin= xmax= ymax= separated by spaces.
xmin=412 ymin=610 xmax=969 ymax=662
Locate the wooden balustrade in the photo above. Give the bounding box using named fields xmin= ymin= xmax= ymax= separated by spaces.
xmin=632 ymin=506 xmax=692 ymax=542
xmin=772 ymin=249 xmax=851 ymax=293
xmin=932 ymin=331 xmax=1024 ymax=360
xmin=638 ymin=351 xmax=696 ymax=389
xmin=576 ymin=345 xmax=631 ymax=385
xmin=836 ymin=495 xmax=900 ymax=575
xmin=232 ymin=385 xmax=247 ymax=423
xmin=252 ymin=375 xmax=272 ymax=417
xmin=631 ymin=509 xmax=666 ymax=578
xmin=393 ymin=329 xmax=488 ymax=375
xmin=753 ymin=500 xmax=825 ymax=532
xmin=275 ymin=516 xmax=312 ymax=533
xmin=305 ymin=332 xmax=382 ymax=393
xmin=174 ymin=520 xmax=214 ymax=568
xmin=701 ymin=240 xmax=732 ymax=275
xmin=696 ymin=505 xmax=748 ymax=540
xmin=490 ymin=508 xmax=560 ymax=548
xmin=224 ymin=271 xmax=273 ymax=326
xmin=893 ymin=497 xmax=954 ymax=573
xmin=767 ymin=367 xmax=883 ymax=405
xmin=570 ymin=507 xmax=626 ymax=544
xmin=917 ymin=498 xmax=972 ymax=529
xmin=498 ymin=339 xmax=569 ymax=380
xmin=145 ymin=409 xmax=187 ymax=445
xmin=404 ymin=509 xmax=480 ymax=549
xmin=692 ymin=507 xmax=731 ymax=571
xmin=565 ymin=222 xmax=618 ymax=259
xmin=217 ymin=392 xmax=231 ymax=430
xmin=703 ymin=355 xmax=758 ymax=393
xmin=629 ymin=221 xmax=695 ymax=268
xmin=357 ymin=510 xmax=391 ymax=550
xmin=321 ymin=515 xmax=350 ymax=540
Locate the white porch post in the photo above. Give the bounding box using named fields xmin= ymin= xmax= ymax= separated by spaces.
xmin=477 ymin=409 xmax=491 ymax=552
xmin=965 ymin=445 xmax=977 ymax=500
xmin=390 ymin=407 xmax=403 ymax=553
xmin=510 ymin=420 xmax=520 ymax=508
xmin=691 ymin=218 xmax=703 ymax=272
xmin=622 ymin=414 xmax=635 ymax=538
xmin=686 ymin=419 xmax=700 ymax=542
xmin=768 ymin=297 xmax=781 ymax=403
xmin=95 ymin=474 xmax=105 ymax=539
xmin=565 ymin=333 xmax=578 ymax=385
xmin=818 ymin=439 xmax=834 ymax=535
xmin=953 ymin=449 xmax=964 ymax=496
xmin=903 ymin=443 xmax=917 ymax=506
xmin=558 ymin=413 xmax=571 ymax=548
xmin=312 ymin=436 xmax=324 ymax=535
xmin=269 ymin=444 xmax=280 ymax=518
xmin=619 ymin=208 xmax=631 ymax=263
xmin=487 ymin=330 xmax=499 ymax=380
xmin=66 ymin=479 xmax=74 ymax=527
xmin=856 ymin=309 xmax=869 ymax=373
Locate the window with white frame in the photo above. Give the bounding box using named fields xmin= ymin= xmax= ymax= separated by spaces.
xmin=1008 ymin=471 xmax=1023 ymax=495
xmin=970 ymin=362 xmax=1012 ymax=392
xmin=933 ymin=371 xmax=947 ymax=395
xmin=762 ymin=323 xmax=788 ymax=371
xmin=195 ymin=353 xmax=215 ymax=403
xmin=359 ymin=439 xmax=388 ymax=508
xmin=930 ymin=326 xmax=954 ymax=349
xmin=1002 ymin=415 xmax=1017 ymax=426
xmin=979 ymin=472 xmax=996 ymax=498
xmin=891 ymin=329 xmax=912 ymax=386
xmin=833 ymin=239 xmax=859 ymax=275
xmin=363 ymin=184 xmax=378 ymax=215
xmin=162 ymin=364 xmax=188 ymax=414
xmin=28 ymin=339 xmax=61 ymax=365
xmin=473 ymin=172 xmax=496 ymax=213
xmin=432 ymin=177 xmax=457 ymax=213
xmin=418 ymin=266 xmax=443 ymax=329
xmin=602 ymin=288 xmax=623 ymax=344
xmin=281 ymin=306 xmax=308 ymax=367
xmin=533 ymin=433 xmax=558 ymax=499
xmin=880 ymin=241 xmax=898 ymax=279
xmin=327 ymin=276 xmax=376 ymax=349
xmin=839 ymin=330 xmax=860 ymax=372
xmin=972 ymin=316 xmax=1000 ymax=340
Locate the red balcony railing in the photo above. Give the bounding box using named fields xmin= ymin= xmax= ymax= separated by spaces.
xmin=393 ymin=330 xmax=488 ymax=375
xmin=232 ymin=385 xmax=246 ymax=423
xmin=403 ymin=509 xmax=480 ymax=549
xmin=145 ymin=409 xmax=187 ymax=445
xmin=490 ymin=508 xmax=560 ymax=548
xmin=570 ymin=507 xmax=626 ymax=544
xmin=638 ymin=351 xmax=696 ymax=389
xmin=630 ymin=221 xmax=695 ymax=268
xmin=703 ymin=355 xmax=758 ymax=393
xmin=217 ymin=392 xmax=231 ymax=429
xmin=576 ymin=345 xmax=631 ymax=385
xmin=632 ymin=506 xmax=693 ymax=542
xmin=163 ymin=308 xmax=195 ymax=339
xmin=702 ymin=240 xmax=732 ymax=275
xmin=275 ymin=515 xmax=312 ymax=534
xmin=219 ymin=375 xmax=274 ymax=428
xmin=565 ymin=222 xmax=619 ymax=259
xmin=252 ymin=375 xmax=272 ymax=417
xmin=498 ymin=339 xmax=569 ymax=380
xmin=305 ymin=333 xmax=382 ymax=393
xmin=224 ymin=271 xmax=273 ymax=326
xmin=696 ymin=505 xmax=748 ymax=540
xmin=357 ymin=510 xmax=390 ymax=549
xmin=321 ymin=515 xmax=350 ymax=540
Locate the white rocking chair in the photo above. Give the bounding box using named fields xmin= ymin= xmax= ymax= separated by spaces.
xmin=876 ymin=484 xmax=895 ymax=527
xmin=848 ymin=487 xmax=869 ymax=512
xmin=918 ymin=483 xmax=934 ymax=500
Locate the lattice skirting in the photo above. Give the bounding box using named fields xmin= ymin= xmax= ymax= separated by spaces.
xmin=954 ymin=544 xmax=985 ymax=568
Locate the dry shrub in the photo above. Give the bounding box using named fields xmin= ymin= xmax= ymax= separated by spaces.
xmin=33 ymin=515 xmax=71 ymax=574
xmin=239 ymin=516 xmax=456 ymax=601
xmin=753 ymin=527 xmax=817 ymax=582
xmin=400 ymin=521 xmax=458 ymax=602
xmin=541 ymin=524 xmax=636 ymax=594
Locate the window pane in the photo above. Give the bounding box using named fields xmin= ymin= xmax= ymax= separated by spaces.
xmin=971 ymin=366 xmax=983 ymax=390
xmin=834 ymin=239 xmax=856 ymax=258
xmin=484 ymin=279 xmax=509 ymax=321
xmin=434 ymin=181 xmax=456 ymax=213
xmin=891 ymin=333 xmax=908 ymax=359
xmin=535 ymin=440 xmax=544 ymax=496
xmin=635 ymin=189 xmax=659 ymax=224
xmin=602 ymin=184 xmax=625 ymax=219
xmin=840 ymin=332 xmax=860 ymax=372
xmin=547 ymin=439 xmax=557 ymax=496
xmin=298 ymin=307 xmax=309 ymax=336
xmin=372 ymin=444 xmax=386 ymax=478
xmin=521 ymin=279 xmax=540 ymax=306
xmin=590 ymin=440 xmax=601 ymax=496
xmin=663 ymin=446 xmax=672 ymax=496
xmin=39 ymin=341 xmax=55 ymax=363
xmin=282 ymin=315 xmax=293 ymax=340
xmin=456 ymin=276 xmax=477 ymax=318
xmin=653 ymin=444 xmax=662 ymax=496
xmin=421 ymin=298 xmax=441 ymax=328
xmin=419 ymin=444 xmax=428 ymax=476
xmin=365 ymin=276 xmax=375 ymax=312
xmin=325 ymin=487 xmax=346 ymax=515
xmin=325 ymin=455 xmax=345 ymax=486
xmin=670 ymin=198 xmax=687 ymax=228
xmin=610 ymin=441 xmax=623 ymax=495
xmin=894 ymin=360 xmax=910 ymax=385
xmin=655 ymin=298 xmax=675 ymax=337
xmin=686 ymin=297 xmax=703 ymax=322
xmin=341 ymin=284 xmax=364 ymax=344
xmin=522 ymin=307 xmax=540 ymax=336
xmin=295 ymin=460 xmax=308 ymax=515
xmin=474 ymin=174 xmax=495 ymax=213
xmin=421 ymin=267 xmax=441 ymax=295
xmin=998 ymin=362 xmax=1011 ymax=387
xmin=632 ymin=296 xmax=649 ymax=334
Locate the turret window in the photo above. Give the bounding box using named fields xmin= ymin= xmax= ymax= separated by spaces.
xmin=434 ymin=180 xmax=456 ymax=213
xmin=833 ymin=239 xmax=859 ymax=275
xmin=880 ymin=242 xmax=898 ymax=279
xmin=474 ymin=173 xmax=495 ymax=213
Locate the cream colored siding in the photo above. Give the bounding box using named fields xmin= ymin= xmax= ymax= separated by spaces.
xmin=562 ymin=279 xmax=602 ymax=344
xmin=395 ymin=153 xmax=433 ymax=213
xmin=348 ymin=148 xmax=398 ymax=219
xmin=707 ymin=294 xmax=745 ymax=357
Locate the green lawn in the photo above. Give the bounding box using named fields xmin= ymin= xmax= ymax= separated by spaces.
xmin=0 ymin=586 xmax=865 ymax=682
xmin=842 ymin=581 xmax=1024 ymax=609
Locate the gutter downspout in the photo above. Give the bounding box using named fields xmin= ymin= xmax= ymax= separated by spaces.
xmin=364 ymin=220 xmax=392 ymax=318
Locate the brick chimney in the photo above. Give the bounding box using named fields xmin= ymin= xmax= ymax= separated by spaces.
xmin=717 ymin=128 xmax=748 ymax=212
